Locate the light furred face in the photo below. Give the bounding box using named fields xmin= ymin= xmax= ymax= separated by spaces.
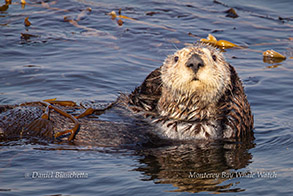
xmin=161 ymin=43 xmax=231 ymax=104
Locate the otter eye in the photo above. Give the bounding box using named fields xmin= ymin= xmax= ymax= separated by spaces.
xmin=212 ymin=54 xmax=217 ymax=61
xmin=174 ymin=56 xmax=179 ymax=63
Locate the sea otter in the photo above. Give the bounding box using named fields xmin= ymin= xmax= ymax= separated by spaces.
xmin=128 ymin=43 xmax=253 ymax=140
xmin=0 ymin=43 xmax=253 ymax=145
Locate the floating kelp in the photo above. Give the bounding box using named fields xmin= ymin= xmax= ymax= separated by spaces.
xmin=108 ymin=11 xmax=116 ymax=20
xmin=45 ymin=100 xmax=77 ymax=107
xmin=20 ymin=33 xmax=38 ymax=40
xmin=217 ymin=39 xmax=238 ymax=48
xmin=201 ymin=34 xmax=217 ymax=45
xmin=199 ymin=34 xmax=288 ymax=64
xmin=263 ymin=49 xmax=286 ymax=59
xmin=225 ymin=8 xmax=239 ymax=18
xmin=107 ymin=10 xmax=135 ymax=21
xmin=24 ymin=16 xmax=31 ymax=27
xmin=108 ymin=9 xmax=176 ymax=32
xmin=43 ymin=98 xmax=57 ymax=102
xmin=107 ymin=9 xmax=133 ymax=27
xmin=200 ymin=34 xmax=238 ymax=49
xmin=201 ymin=34 xmax=216 ymax=46
xmin=0 ymin=4 xmax=9 ymax=11
xmin=21 ymin=0 xmax=26 ymax=8
xmin=117 ymin=18 xmax=123 ymax=26
xmin=263 ymin=49 xmax=286 ymax=64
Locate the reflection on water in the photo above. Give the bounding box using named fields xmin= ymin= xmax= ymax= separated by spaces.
xmin=136 ymin=141 xmax=254 ymax=193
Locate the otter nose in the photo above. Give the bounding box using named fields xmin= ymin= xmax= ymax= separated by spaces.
xmin=186 ymin=54 xmax=204 ymax=73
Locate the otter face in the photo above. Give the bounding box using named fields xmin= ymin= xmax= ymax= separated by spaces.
xmin=161 ymin=43 xmax=231 ymax=103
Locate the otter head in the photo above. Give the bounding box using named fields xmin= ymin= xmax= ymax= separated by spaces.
xmin=161 ymin=43 xmax=231 ymax=105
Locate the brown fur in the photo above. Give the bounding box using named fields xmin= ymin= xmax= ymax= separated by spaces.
xmin=129 ymin=43 xmax=253 ymax=140
xmin=0 ymin=44 xmax=253 ymax=143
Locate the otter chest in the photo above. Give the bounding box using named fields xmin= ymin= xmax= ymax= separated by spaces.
xmin=151 ymin=117 xmax=221 ymax=140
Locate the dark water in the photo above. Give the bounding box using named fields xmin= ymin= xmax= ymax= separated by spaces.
xmin=1 ymin=0 xmax=293 ymax=195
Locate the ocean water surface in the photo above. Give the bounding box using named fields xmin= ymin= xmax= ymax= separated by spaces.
xmin=0 ymin=0 xmax=292 ymax=195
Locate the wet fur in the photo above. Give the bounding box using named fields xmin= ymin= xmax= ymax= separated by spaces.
xmin=129 ymin=43 xmax=253 ymax=140
xmin=0 ymin=43 xmax=253 ymax=144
